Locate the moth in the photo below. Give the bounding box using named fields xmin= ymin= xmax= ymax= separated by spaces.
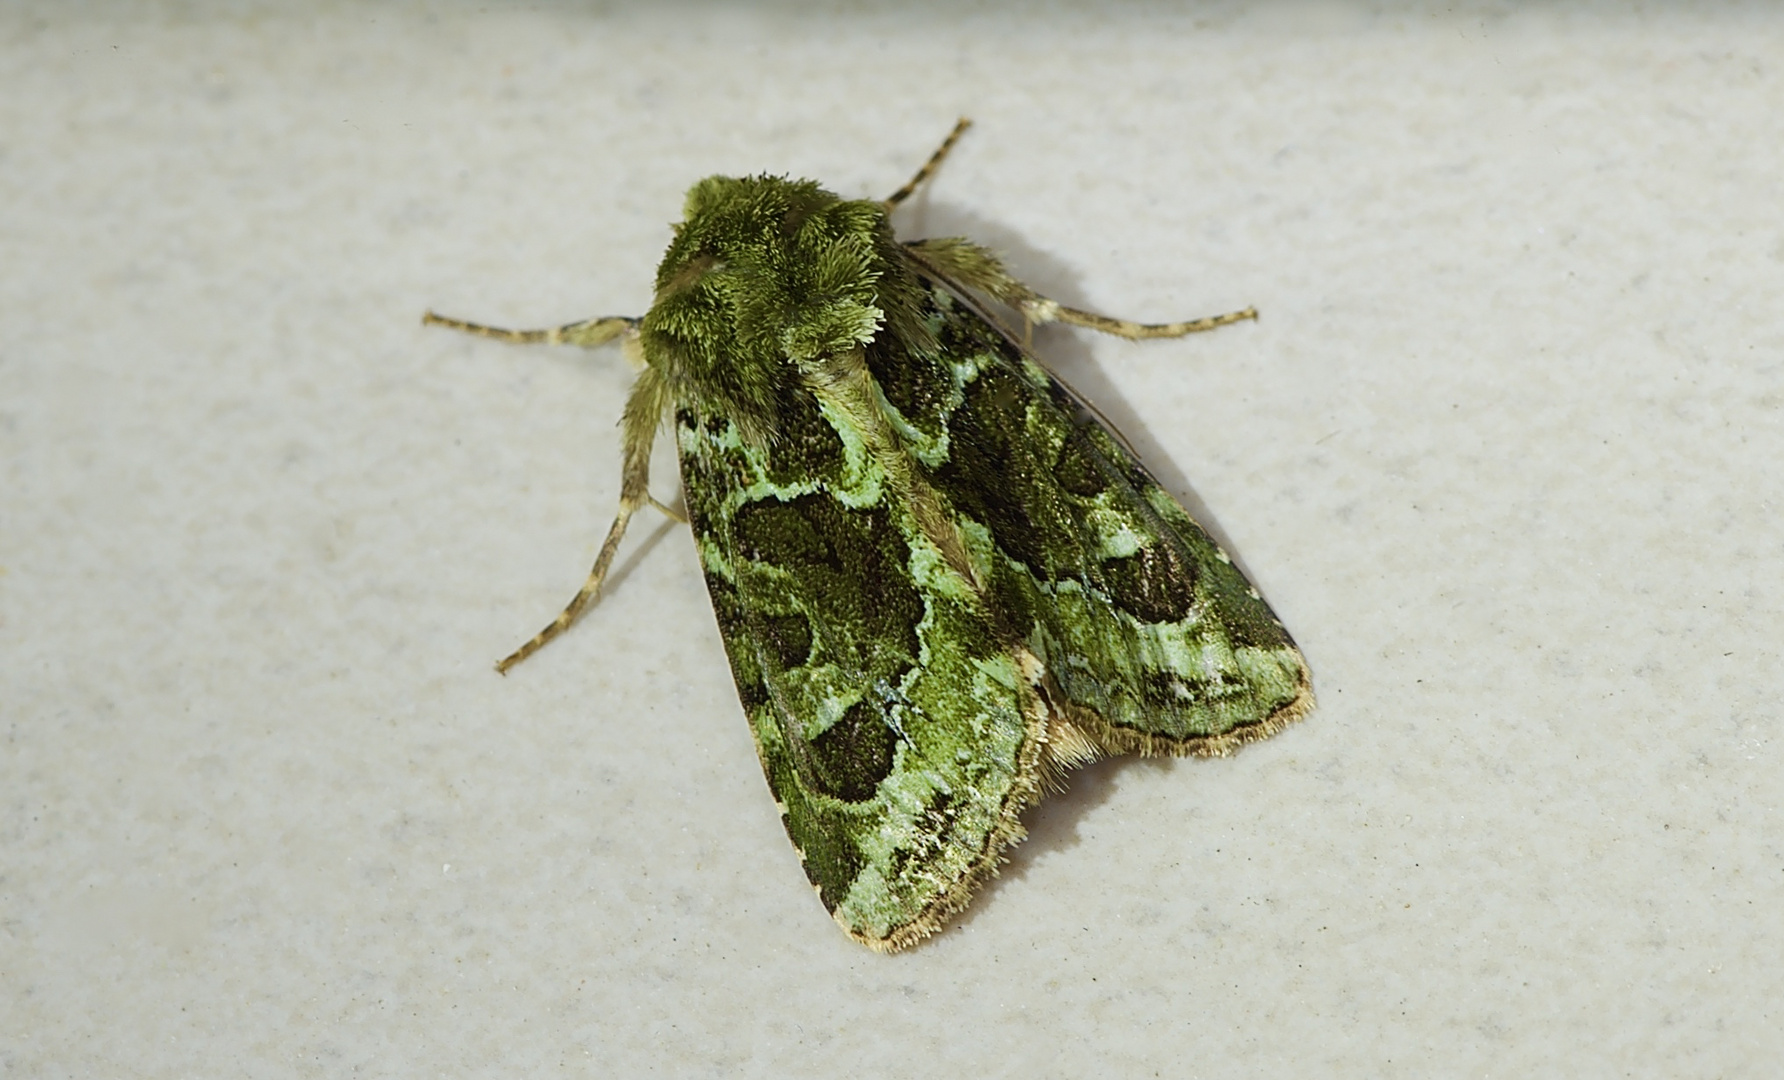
xmin=426 ymin=120 xmax=1312 ymax=952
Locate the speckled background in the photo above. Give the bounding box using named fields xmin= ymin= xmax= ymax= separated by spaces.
xmin=6 ymin=2 xmax=1781 ymax=1076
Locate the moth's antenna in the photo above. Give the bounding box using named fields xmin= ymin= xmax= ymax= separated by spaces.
xmin=884 ymin=117 xmax=972 ymax=211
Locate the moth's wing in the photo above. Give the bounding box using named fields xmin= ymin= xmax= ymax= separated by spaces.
xmin=875 ymin=278 xmax=1312 ymax=759
xmin=674 ymin=398 xmax=1048 ymax=953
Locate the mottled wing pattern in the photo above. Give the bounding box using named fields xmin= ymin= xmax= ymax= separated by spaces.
xmin=674 ymin=259 xmax=1308 ymax=952
xmin=872 ymin=276 xmax=1312 ymax=759
xmin=674 ymin=392 xmax=1047 ymax=952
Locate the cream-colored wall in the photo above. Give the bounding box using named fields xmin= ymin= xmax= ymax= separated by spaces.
xmin=6 ymin=3 xmax=1780 ymax=1075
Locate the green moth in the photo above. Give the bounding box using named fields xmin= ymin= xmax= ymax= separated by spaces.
xmin=426 ymin=120 xmax=1312 ymax=952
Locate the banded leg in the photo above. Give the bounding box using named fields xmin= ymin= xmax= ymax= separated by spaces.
xmin=425 ymin=307 xmax=675 ymax=672
xmin=1019 ymin=296 xmax=1257 ymax=340
xmin=494 ymin=482 xmax=644 ymax=675
xmin=905 ymin=236 xmax=1256 ymax=342
xmin=885 ymin=117 xmax=972 ymax=211
xmin=422 ymin=311 xmax=637 ymax=349
xmin=492 ymin=361 xmax=676 ymax=674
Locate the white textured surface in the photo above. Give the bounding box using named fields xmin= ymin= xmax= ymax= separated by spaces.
xmin=6 ymin=3 xmax=1782 ymax=1075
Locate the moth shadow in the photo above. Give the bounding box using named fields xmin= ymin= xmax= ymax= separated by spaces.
xmin=895 ymin=200 xmax=1267 ymax=582
xmin=957 ymin=754 xmax=1179 ymax=929
xmin=500 ymin=512 xmax=681 ymax=664
xmin=602 ymin=512 xmax=681 ymax=599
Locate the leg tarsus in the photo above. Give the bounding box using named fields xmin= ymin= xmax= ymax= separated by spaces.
xmin=495 ymin=496 xmax=641 ymax=675
xmin=492 ymin=363 xmax=675 ymax=675
xmin=493 ymin=489 xmax=688 ymax=675
xmin=1024 ymin=299 xmax=1258 ymax=340
xmin=424 ymin=311 xmax=638 ymax=349
xmin=884 ymin=117 xmax=972 ymax=211
xmin=906 ymin=237 xmax=1256 ymax=342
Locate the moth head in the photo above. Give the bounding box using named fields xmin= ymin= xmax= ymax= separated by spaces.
xmin=640 ymin=174 xmax=902 ymax=444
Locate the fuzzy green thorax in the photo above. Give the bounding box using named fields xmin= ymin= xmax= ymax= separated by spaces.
xmin=640 ymin=176 xmax=934 ymax=446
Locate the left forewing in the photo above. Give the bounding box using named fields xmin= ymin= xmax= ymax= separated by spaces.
xmin=673 ymin=392 xmax=1049 ymax=952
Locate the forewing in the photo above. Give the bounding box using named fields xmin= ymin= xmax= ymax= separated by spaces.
xmin=674 ymin=395 xmax=1045 ymax=952
xmin=870 ymin=279 xmax=1312 ymax=758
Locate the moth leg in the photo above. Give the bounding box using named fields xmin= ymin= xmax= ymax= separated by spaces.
xmin=906 ymin=237 xmax=1257 ymax=340
xmin=424 ymin=309 xmax=673 ymax=672
xmin=884 ymin=117 xmax=972 ymax=211
xmin=422 ymin=311 xmax=638 ymax=349
xmin=648 ymin=495 xmax=688 ymax=524
xmin=494 ymin=494 xmax=639 ymax=675
xmin=495 ymin=362 xmax=675 ymax=674
xmin=1019 ymin=296 xmax=1257 ymax=341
